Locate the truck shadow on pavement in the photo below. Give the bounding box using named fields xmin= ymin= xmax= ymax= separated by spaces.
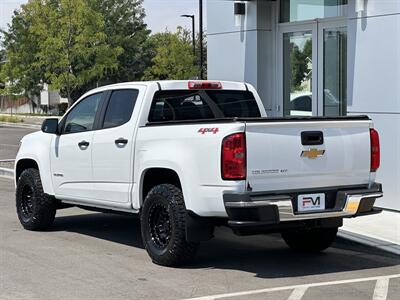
xmin=50 ymin=211 xmax=400 ymax=279
xmin=51 ymin=211 xmax=145 ymax=249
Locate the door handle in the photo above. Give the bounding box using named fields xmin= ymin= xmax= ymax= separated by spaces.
xmin=115 ymin=138 xmax=128 ymax=145
xmin=301 ymin=131 xmax=324 ymax=146
xmin=78 ymin=140 xmax=90 ymax=148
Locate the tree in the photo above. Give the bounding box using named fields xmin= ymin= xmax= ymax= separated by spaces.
xmin=1 ymin=0 xmax=124 ymax=107
xmin=30 ymin=0 xmax=123 ymax=106
xmin=0 ymin=7 xmax=44 ymax=107
xmin=142 ymin=27 xmax=198 ymax=80
xmin=67 ymin=0 xmax=152 ymax=100
xmin=196 ymin=31 xmax=207 ymax=79
xmin=0 ymin=49 xmax=6 ymax=89
xmin=93 ymin=0 xmax=152 ymax=82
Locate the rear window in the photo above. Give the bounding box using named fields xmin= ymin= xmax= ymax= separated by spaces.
xmin=148 ymin=90 xmax=261 ymax=122
xmin=103 ymin=89 xmax=138 ymax=129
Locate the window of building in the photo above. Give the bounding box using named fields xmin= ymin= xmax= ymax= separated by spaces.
xmin=323 ymin=27 xmax=347 ymax=116
xmin=282 ymin=30 xmax=313 ymax=116
xmin=103 ymin=89 xmax=138 ymax=129
xmin=280 ymin=0 xmax=348 ymax=23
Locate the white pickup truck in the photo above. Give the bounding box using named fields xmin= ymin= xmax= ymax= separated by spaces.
xmin=15 ymin=80 xmax=383 ymax=266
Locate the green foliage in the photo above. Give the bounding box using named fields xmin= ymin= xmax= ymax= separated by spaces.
xmin=93 ymin=0 xmax=152 ymax=82
xmin=0 ymin=8 xmax=42 ymax=98
xmin=30 ymin=0 xmax=122 ymax=105
xmin=0 ymin=0 xmax=128 ymax=106
xmin=0 ymin=49 xmax=5 ymax=88
xmin=143 ymin=27 xmax=198 ymax=81
xmin=1 ymin=0 xmax=203 ymax=105
xmin=290 ymin=39 xmax=312 ymax=92
xmin=196 ymin=31 xmax=207 ymax=79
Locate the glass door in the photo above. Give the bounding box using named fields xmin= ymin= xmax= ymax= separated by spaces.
xmin=318 ymin=20 xmax=347 ymax=116
xmin=279 ymin=23 xmax=318 ymax=117
xmin=278 ymin=20 xmax=347 ymax=117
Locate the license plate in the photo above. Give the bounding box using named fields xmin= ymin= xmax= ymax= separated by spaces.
xmin=298 ymin=193 xmax=326 ymax=212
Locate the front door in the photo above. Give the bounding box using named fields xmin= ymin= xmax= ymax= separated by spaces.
xmin=51 ymin=92 xmax=104 ymax=201
xmin=278 ymin=20 xmax=347 ymax=117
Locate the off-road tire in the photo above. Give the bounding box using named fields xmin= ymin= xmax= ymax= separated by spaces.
xmin=281 ymin=227 xmax=338 ymax=252
xmin=16 ymin=168 xmax=56 ymax=230
xmin=141 ymin=184 xmax=198 ymax=266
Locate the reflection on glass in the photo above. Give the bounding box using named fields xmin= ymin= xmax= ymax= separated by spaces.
xmin=280 ymin=0 xmax=348 ymax=23
xmin=324 ymin=27 xmax=347 ymax=116
xmin=283 ymin=31 xmax=313 ymax=116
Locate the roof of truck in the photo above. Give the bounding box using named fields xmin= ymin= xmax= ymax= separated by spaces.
xmin=82 ymin=80 xmax=249 ymax=98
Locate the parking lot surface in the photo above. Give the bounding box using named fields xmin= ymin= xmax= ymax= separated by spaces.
xmin=0 ymin=125 xmax=399 ymax=299
xmin=0 ymin=177 xmax=399 ymax=300
xmin=0 ymin=126 xmax=36 ymax=159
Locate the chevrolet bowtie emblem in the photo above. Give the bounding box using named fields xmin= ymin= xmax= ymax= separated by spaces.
xmin=301 ymin=148 xmax=325 ymax=159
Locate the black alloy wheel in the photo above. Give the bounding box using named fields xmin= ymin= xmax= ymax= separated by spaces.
xmin=148 ymin=202 xmax=172 ymax=250
xmin=141 ymin=184 xmax=198 ymax=266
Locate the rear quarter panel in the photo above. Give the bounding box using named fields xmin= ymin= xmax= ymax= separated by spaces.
xmin=134 ymin=123 xmax=247 ymax=216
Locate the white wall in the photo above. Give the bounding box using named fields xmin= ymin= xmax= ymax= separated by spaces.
xmin=207 ymin=0 xmax=276 ymax=112
xmin=207 ymin=1 xmax=258 ymax=84
xmin=347 ymin=0 xmax=400 ymax=210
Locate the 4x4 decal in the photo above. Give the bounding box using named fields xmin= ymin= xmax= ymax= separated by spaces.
xmin=198 ymin=128 xmax=219 ymax=134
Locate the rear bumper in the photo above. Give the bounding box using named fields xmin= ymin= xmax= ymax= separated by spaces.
xmin=223 ymin=183 xmax=383 ymax=229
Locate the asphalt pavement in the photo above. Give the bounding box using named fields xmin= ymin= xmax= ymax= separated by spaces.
xmin=0 ymin=125 xmax=37 ymax=159
xmin=1 ymin=180 xmax=400 ymax=299
xmin=0 ymin=125 xmax=399 ymax=299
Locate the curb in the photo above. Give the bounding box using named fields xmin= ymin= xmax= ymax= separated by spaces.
xmin=0 ymin=167 xmax=14 ymax=180
xmin=338 ymin=229 xmax=400 ymax=256
xmin=0 ymin=122 xmax=41 ymax=129
xmin=0 ymin=114 xmax=51 ymax=119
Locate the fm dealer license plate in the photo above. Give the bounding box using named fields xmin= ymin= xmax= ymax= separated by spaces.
xmin=298 ymin=193 xmax=326 ymax=212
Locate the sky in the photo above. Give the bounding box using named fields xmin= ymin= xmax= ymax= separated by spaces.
xmin=0 ymin=0 xmax=206 ymax=33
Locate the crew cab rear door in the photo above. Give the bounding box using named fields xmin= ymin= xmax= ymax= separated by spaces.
xmin=245 ymin=118 xmax=372 ymax=192
xmin=91 ymin=87 xmax=144 ymax=204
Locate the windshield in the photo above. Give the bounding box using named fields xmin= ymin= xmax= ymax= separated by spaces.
xmin=148 ymin=90 xmax=261 ymax=122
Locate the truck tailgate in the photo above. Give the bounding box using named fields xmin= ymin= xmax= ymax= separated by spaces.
xmin=245 ymin=119 xmax=372 ymax=192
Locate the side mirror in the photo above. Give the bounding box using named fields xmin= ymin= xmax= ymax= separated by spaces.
xmin=41 ymin=118 xmax=59 ymax=134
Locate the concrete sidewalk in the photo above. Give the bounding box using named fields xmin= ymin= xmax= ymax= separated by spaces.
xmin=0 ymin=121 xmax=41 ymax=129
xmin=340 ymin=210 xmax=400 ymax=255
xmin=0 ymin=113 xmax=58 ymax=128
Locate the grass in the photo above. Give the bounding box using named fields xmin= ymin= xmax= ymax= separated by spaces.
xmin=0 ymin=115 xmax=24 ymax=123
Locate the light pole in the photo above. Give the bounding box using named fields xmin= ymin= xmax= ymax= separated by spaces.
xmin=180 ymin=14 xmax=196 ymax=58
xmin=199 ymin=0 xmax=204 ymax=79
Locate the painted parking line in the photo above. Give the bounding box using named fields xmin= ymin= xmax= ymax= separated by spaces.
xmin=287 ymin=286 xmax=308 ymax=300
xmin=0 ymin=167 xmax=14 ymax=179
xmin=373 ymin=278 xmax=390 ymax=300
xmin=185 ymin=274 xmax=400 ymax=300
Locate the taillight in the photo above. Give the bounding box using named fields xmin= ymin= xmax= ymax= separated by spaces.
xmin=370 ymin=128 xmax=380 ymax=172
xmin=222 ymin=133 xmax=246 ymax=180
xmin=188 ymin=81 xmax=222 ymax=90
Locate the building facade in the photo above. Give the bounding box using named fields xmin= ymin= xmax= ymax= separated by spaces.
xmin=207 ymin=0 xmax=399 ymax=210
